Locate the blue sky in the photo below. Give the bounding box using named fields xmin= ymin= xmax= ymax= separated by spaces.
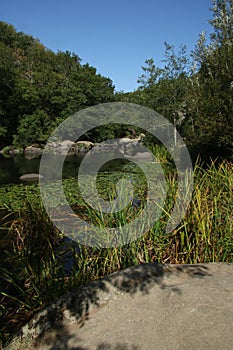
xmin=1 ymin=0 xmax=213 ymax=92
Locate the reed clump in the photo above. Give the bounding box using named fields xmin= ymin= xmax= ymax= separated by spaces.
xmin=0 ymin=159 xmax=232 ymax=345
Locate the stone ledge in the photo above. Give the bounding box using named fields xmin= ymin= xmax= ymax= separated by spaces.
xmin=6 ymin=263 xmax=233 ymax=350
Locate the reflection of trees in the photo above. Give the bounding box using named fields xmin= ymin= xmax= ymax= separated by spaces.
xmin=0 ymin=154 xmax=42 ymax=184
xmin=0 ymin=167 xmax=10 ymax=183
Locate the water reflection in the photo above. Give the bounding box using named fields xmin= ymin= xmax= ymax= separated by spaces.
xmin=0 ymin=154 xmax=84 ymax=185
xmin=0 ymin=153 xmax=145 ymax=185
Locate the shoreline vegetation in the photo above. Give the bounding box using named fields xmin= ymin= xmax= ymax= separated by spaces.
xmin=0 ymin=1 xmax=232 ymax=346
xmin=0 ymin=156 xmax=232 ymax=345
xmin=0 ymin=0 xmax=232 ymax=160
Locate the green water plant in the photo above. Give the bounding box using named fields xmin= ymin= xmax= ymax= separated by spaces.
xmin=0 ymin=159 xmax=232 ymax=345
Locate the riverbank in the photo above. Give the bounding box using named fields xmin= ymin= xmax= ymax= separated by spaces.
xmin=0 ymin=159 xmax=232 ymax=346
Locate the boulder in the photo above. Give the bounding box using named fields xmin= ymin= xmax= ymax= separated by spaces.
xmin=7 ymin=263 xmax=233 ymax=350
xmin=75 ymin=141 xmax=94 ymax=153
xmin=1 ymin=146 xmax=22 ymax=156
xmin=24 ymin=146 xmax=43 ymax=156
xmin=76 ymin=141 xmax=94 ymax=147
xmin=20 ymin=173 xmax=44 ymax=182
xmin=8 ymin=148 xmax=22 ymax=156
xmin=59 ymin=140 xmax=76 ymax=150
xmin=118 ymin=135 xmax=144 ymax=156
xmin=44 ymin=140 xmax=76 ymax=154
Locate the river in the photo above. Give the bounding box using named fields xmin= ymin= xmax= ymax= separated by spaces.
xmin=0 ymin=153 xmax=85 ymax=185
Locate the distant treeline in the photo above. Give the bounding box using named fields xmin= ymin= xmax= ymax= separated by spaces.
xmin=116 ymin=0 xmax=233 ymax=159
xmin=0 ymin=21 xmax=115 ymax=148
xmin=0 ymin=0 xmax=232 ymax=159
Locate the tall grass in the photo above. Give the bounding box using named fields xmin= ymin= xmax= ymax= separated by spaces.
xmin=0 ymin=159 xmax=232 ymax=345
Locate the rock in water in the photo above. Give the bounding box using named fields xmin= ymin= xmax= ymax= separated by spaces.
xmin=20 ymin=173 xmax=43 ymax=182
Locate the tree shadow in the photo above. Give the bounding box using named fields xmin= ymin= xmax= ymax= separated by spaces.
xmin=37 ymin=330 xmax=139 ymax=350
xmin=17 ymin=263 xmax=211 ymax=350
xmin=96 ymin=344 xmax=139 ymax=350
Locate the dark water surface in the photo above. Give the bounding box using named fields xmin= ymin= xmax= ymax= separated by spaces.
xmin=0 ymin=154 xmax=84 ymax=185
xmin=0 ymin=153 xmax=147 ymax=273
xmin=0 ymin=153 xmax=144 ymax=185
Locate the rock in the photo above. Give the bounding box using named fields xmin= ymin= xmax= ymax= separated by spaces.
xmin=8 ymin=148 xmax=21 ymax=156
xmin=7 ymin=263 xmax=233 ymax=350
xmin=76 ymin=141 xmax=94 ymax=148
xmin=75 ymin=141 xmax=94 ymax=153
xmin=1 ymin=146 xmax=22 ymax=156
xmin=87 ymin=139 xmax=118 ymax=154
xmin=45 ymin=141 xmax=59 ymax=149
xmin=44 ymin=140 xmax=76 ymax=154
xmin=20 ymin=173 xmax=44 ymax=181
xmin=59 ymin=140 xmax=76 ymax=150
xmin=24 ymin=146 xmax=43 ymax=156
xmin=118 ymin=135 xmax=146 ymax=156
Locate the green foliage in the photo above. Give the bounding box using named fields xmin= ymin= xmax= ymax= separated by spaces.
xmin=136 ymin=43 xmax=190 ymax=121
xmin=0 ymin=22 xmax=115 ymax=149
xmin=0 ymin=159 xmax=232 ymax=345
xmin=13 ymin=110 xmax=47 ymax=147
xmin=180 ymin=0 xmax=232 ymax=156
xmin=116 ymin=0 xmax=233 ymax=159
xmin=1 ymin=1 xmax=232 ymax=157
xmin=1 ymin=2 xmax=233 ymax=345
xmin=0 ymin=126 xmax=7 ymax=138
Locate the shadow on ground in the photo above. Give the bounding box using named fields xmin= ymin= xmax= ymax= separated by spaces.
xmin=11 ymin=263 xmax=211 ymax=350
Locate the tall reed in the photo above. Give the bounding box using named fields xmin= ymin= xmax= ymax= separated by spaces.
xmin=0 ymin=159 xmax=232 ymax=345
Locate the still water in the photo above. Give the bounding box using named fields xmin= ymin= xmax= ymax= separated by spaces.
xmin=0 ymin=154 xmax=85 ymax=185
xmin=0 ymin=153 xmax=141 ymax=185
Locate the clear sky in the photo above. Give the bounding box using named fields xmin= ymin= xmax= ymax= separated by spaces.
xmin=1 ymin=0 xmax=213 ymax=92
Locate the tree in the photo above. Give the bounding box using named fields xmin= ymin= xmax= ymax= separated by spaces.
xmin=0 ymin=22 xmax=115 ymax=148
xmin=184 ymin=0 xmax=233 ymax=155
xmin=137 ymin=43 xmax=190 ymax=137
xmin=134 ymin=1 xmax=233 ymax=157
xmin=137 ymin=58 xmax=163 ymax=89
xmin=0 ymin=42 xmax=18 ymax=147
xmin=14 ymin=110 xmax=51 ymax=147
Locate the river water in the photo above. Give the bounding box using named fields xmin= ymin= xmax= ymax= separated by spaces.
xmin=0 ymin=153 xmax=86 ymax=273
xmin=0 ymin=153 xmax=148 ymax=274
xmin=0 ymin=153 xmax=85 ymax=185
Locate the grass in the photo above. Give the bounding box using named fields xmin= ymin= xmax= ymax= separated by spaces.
xmin=0 ymin=156 xmax=232 ymax=345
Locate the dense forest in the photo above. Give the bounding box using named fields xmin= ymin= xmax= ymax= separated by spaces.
xmin=0 ymin=23 xmax=115 ymax=148
xmin=0 ymin=0 xmax=232 ymax=158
